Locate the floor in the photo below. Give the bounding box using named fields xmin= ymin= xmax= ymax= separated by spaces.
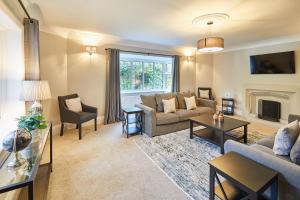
xmin=40 ymin=117 xmax=278 ymax=200
xmin=43 ymin=123 xmax=190 ymax=200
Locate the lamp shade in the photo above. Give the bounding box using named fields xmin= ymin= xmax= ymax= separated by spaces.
xmin=20 ymin=80 xmax=51 ymax=101
xmin=197 ymin=37 xmax=224 ymax=53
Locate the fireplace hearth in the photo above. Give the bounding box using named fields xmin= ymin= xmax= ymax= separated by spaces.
xmin=258 ymin=99 xmax=281 ymax=122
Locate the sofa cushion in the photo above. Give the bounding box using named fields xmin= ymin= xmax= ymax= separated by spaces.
xmin=175 ymin=109 xmax=199 ymax=121
xmin=156 ymin=112 xmax=179 ymax=125
xmin=290 ymin=135 xmax=300 ymax=165
xmin=251 ymin=144 xmax=292 ymax=162
xmin=176 ymin=91 xmax=191 ymax=109
xmin=185 ymin=96 xmax=197 ymax=110
xmin=194 ymin=106 xmax=213 ymax=115
xmin=256 ymin=135 xmax=275 ymax=149
xmin=140 ymin=95 xmax=156 ymax=110
xmin=273 ymin=120 xmax=300 ymax=155
xmin=162 ymin=98 xmax=176 ymax=113
xmin=155 ymin=93 xmax=178 ymax=112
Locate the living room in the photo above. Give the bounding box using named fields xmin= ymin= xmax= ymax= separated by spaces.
xmin=0 ymin=0 xmax=299 ymax=200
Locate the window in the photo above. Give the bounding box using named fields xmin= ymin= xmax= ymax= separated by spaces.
xmin=120 ymin=53 xmax=173 ymax=93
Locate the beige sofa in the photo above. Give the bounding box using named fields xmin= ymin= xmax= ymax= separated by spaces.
xmin=135 ymin=92 xmax=216 ymax=137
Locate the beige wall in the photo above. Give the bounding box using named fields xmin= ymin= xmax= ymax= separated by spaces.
xmin=195 ymin=54 xmax=213 ymax=91
xmin=67 ymin=37 xmax=107 ymax=118
xmin=198 ymin=41 xmax=300 ymax=115
xmin=40 ymin=32 xmax=68 ymax=125
xmin=39 ymin=31 xmax=196 ymax=124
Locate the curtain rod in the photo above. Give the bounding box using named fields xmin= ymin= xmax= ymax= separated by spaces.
xmin=105 ymin=48 xmax=175 ymax=57
xmin=18 ymin=0 xmax=33 ymax=23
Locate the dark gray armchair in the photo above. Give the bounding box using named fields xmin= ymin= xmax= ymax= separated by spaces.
xmin=58 ymin=94 xmax=97 ymax=140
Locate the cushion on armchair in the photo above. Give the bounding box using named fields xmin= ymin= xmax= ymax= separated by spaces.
xmin=65 ymin=97 xmax=82 ymax=112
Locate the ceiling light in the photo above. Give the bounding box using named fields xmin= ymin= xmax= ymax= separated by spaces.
xmin=192 ymin=13 xmax=229 ymax=27
xmin=197 ymin=37 xmax=224 ymax=52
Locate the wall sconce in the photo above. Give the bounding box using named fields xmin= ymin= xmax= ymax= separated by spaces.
xmin=186 ymin=56 xmax=193 ymax=63
xmin=86 ymin=46 xmax=97 ymax=55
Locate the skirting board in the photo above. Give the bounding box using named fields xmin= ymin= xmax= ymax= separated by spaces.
xmin=52 ymin=116 xmax=105 ymax=136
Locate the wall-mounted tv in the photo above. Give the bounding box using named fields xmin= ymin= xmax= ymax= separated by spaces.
xmin=250 ymin=51 xmax=295 ymax=74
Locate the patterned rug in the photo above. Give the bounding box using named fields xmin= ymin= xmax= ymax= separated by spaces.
xmin=134 ymin=126 xmax=266 ymax=200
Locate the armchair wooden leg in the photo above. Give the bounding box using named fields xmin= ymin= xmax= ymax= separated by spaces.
xmin=60 ymin=123 xmax=64 ymax=136
xmin=94 ymin=118 xmax=97 ymax=131
xmin=79 ymin=124 xmax=82 ymax=140
xmin=76 ymin=124 xmax=79 ymax=129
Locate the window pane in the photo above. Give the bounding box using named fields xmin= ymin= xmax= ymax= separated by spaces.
xmin=133 ymin=62 xmax=142 ymax=90
xmin=143 ymin=63 xmax=154 ymax=90
xmin=120 ymin=61 xmax=132 ymax=90
xmin=153 ymin=63 xmax=163 ymax=89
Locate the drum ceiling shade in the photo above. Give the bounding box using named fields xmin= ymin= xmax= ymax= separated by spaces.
xmin=20 ymin=80 xmax=51 ymax=101
xmin=197 ymin=37 xmax=224 ymax=52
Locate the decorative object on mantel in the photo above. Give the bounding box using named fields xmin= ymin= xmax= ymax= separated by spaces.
xmin=20 ymin=80 xmax=52 ymax=115
xmin=192 ymin=13 xmax=229 ymax=53
xmin=1 ymin=111 xmax=47 ymax=168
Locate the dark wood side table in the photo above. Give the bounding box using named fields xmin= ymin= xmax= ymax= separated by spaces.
xmin=122 ymin=107 xmax=143 ymax=138
xmin=209 ymin=152 xmax=278 ymax=200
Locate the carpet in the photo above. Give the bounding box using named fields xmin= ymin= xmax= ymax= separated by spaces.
xmin=134 ymin=126 xmax=266 ymax=200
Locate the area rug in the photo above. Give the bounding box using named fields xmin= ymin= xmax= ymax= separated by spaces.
xmin=134 ymin=126 xmax=266 ymax=200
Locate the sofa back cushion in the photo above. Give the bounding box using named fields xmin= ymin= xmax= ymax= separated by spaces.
xmin=176 ymin=91 xmax=190 ymax=109
xmin=155 ymin=93 xmax=178 ymax=112
xmin=273 ymin=120 xmax=300 ymax=155
xmin=291 ymin=135 xmax=300 ymax=165
xmin=140 ymin=95 xmax=157 ymax=110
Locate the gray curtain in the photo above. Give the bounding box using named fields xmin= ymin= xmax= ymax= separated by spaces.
xmin=104 ymin=49 xmax=122 ymax=124
xmin=24 ymin=18 xmax=40 ymax=80
xmin=171 ymin=55 xmax=180 ymax=92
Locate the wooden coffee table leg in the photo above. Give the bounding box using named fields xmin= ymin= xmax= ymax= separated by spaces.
xmin=244 ymin=125 xmax=248 ymax=144
xmin=221 ymin=131 xmax=225 ymax=154
xmin=190 ymin=120 xmax=194 ymax=139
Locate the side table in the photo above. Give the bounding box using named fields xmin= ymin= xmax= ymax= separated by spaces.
xmin=122 ymin=107 xmax=143 ymax=138
xmin=209 ymin=152 xmax=278 ymax=200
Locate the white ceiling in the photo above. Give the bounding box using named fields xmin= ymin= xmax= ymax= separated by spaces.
xmin=30 ymin=0 xmax=300 ymax=52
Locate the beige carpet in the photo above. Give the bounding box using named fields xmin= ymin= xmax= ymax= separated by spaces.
xmin=44 ymin=123 xmax=190 ymax=200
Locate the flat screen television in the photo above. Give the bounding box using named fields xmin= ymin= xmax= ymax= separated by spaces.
xmin=250 ymin=51 xmax=295 ymax=74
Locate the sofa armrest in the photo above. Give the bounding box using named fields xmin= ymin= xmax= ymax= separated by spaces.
xmin=224 ymin=140 xmax=300 ymax=190
xmin=135 ymin=103 xmax=156 ymax=137
xmin=197 ymin=98 xmax=217 ymax=113
xmin=288 ymin=114 xmax=300 ymax=123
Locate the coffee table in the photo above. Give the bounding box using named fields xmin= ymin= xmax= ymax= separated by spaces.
xmin=189 ymin=115 xmax=250 ymax=154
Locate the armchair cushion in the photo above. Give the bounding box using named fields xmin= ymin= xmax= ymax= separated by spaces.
xmin=65 ymin=97 xmax=82 ymax=112
xmin=78 ymin=112 xmax=97 ymax=123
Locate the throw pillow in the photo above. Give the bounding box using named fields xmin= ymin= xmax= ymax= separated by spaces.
xmin=140 ymin=95 xmax=156 ymax=110
xmin=65 ymin=97 xmax=82 ymax=112
xmin=273 ymin=120 xmax=300 ymax=155
xmin=290 ymin=135 xmax=300 ymax=165
xmin=176 ymin=91 xmax=191 ymax=109
xmin=184 ymin=96 xmax=197 ymax=110
xmin=162 ymin=98 xmax=176 ymax=113
xmin=199 ymin=89 xmax=210 ymax=99
xmin=155 ymin=93 xmax=178 ymax=112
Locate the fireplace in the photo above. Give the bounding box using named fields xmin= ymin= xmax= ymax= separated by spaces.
xmin=258 ymin=99 xmax=281 ymax=122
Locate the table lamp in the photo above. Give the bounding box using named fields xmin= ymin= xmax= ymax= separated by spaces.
xmin=20 ymin=80 xmax=52 ymax=114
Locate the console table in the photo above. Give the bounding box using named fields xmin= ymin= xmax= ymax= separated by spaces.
xmin=0 ymin=123 xmax=53 ymax=200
